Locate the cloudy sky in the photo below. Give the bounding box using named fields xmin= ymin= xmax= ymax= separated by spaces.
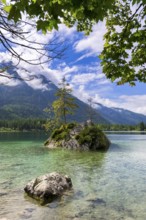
xmin=0 ymin=18 xmax=146 ymax=115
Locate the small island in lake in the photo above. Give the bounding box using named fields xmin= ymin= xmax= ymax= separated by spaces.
xmin=44 ymin=121 xmax=110 ymax=151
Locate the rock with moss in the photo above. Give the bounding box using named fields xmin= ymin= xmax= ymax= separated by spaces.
xmin=24 ymin=172 xmax=72 ymax=205
xmin=45 ymin=122 xmax=110 ymax=151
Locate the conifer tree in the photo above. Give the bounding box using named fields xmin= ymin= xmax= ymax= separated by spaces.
xmin=45 ymin=77 xmax=78 ymax=131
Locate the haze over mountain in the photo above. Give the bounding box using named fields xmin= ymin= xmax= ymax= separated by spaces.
xmin=0 ymin=71 xmax=146 ymax=125
xmin=95 ymin=103 xmax=146 ymax=125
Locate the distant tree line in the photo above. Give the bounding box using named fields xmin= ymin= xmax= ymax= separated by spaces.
xmin=98 ymin=122 xmax=146 ymax=132
xmin=0 ymin=119 xmax=145 ymax=132
xmin=0 ymin=119 xmax=46 ymax=131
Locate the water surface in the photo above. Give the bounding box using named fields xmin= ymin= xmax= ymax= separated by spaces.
xmin=0 ymin=132 xmax=146 ymax=220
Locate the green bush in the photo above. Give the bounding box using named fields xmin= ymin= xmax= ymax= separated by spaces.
xmin=51 ymin=128 xmax=62 ymax=139
xmin=77 ymin=135 xmax=92 ymax=145
xmin=75 ymin=125 xmax=103 ymax=146
xmin=67 ymin=122 xmax=76 ymax=129
xmin=75 ymin=134 xmax=80 ymax=140
xmin=59 ymin=131 xmax=69 ymax=140
xmin=50 ymin=123 xmax=75 ymax=141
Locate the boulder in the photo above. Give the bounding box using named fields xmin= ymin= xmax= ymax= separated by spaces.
xmin=24 ymin=172 xmax=72 ymax=204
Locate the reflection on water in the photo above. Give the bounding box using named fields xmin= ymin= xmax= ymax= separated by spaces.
xmin=0 ymin=132 xmax=146 ymax=219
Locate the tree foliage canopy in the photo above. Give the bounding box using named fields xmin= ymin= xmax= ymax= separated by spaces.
xmin=100 ymin=0 xmax=146 ymax=85
xmin=53 ymin=77 xmax=78 ymax=124
xmin=4 ymin=0 xmax=115 ymax=34
xmin=0 ymin=1 xmax=66 ymax=80
xmin=2 ymin=0 xmax=146 ymax=84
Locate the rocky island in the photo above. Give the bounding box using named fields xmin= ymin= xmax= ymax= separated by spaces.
xmin=44 ymin=121 xmax=110 ymax=151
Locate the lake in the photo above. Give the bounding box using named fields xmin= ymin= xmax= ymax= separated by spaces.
xmin=0 ymin=132 xmax=146 ymax=220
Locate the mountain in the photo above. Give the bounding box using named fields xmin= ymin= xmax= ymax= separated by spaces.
xmin=1 ymin=68 xmax=146 ymax=125
xmin=0 ymin=75 xmax=108 ymax=124
xmin=95 ymin=103 xmax=146 ymax=125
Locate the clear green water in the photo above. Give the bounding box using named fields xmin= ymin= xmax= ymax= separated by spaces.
xmin=0 ymin=132 xmax=146 ymax=220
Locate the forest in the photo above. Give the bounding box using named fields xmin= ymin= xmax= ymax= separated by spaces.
xmin=0 ymin=119 xmax=145 ymax=132
xmin=0 ymin=118 xmax=46 ymax=131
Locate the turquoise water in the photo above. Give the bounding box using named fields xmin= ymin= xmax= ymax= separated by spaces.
xmin=0 ymin=132 xmax=146 ymax=220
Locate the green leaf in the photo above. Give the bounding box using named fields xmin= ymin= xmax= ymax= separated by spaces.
xmin=132 ymin=0 xmax=137 ymax=5
xmin=8 ymin=6 xmax=21 ymax=22
xmin=129 ymin=82 xmax=136 ymax=86
xmin=3 ymin=5 xmax=12 ymax=13
xmin=104 ymin=42 xmax=110 ymax=47
xmin=2 ymin=0 xmax=6 ymax=4
xmin=5 ymin=0 xmax=115 ymax=34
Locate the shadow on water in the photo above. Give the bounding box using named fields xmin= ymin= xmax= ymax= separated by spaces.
xmin=108 ymin=143 xmax=124 ymax=152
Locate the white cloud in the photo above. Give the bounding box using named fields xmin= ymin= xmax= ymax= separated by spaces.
xmin=25 ymin=77 xmax=48 ymax=91
xmin=0 ymin=13 xmax=78 ymax=66
xmin=10 ymin=61 xmax=78 ymax=90
xmin=74 ymin=22 xmax=106 ymax=56
xmin=58 ymin=24 xmax=76 ymax=41
xmin=98 ymin=78 xmax=110 ymax=85
xmin=0 ymin=76 xmax=20 ymax=86
xmin=117 ymin=95 xmax=146 ymax=115
xmin=74 ymin=52 xmax=97 ymax=63
xmin=70 ymin=82 xmax=146 ymax=116
xmin=0 ymin=16 xmax=78 ymax=89
xmin=70 ymin=72 xmax=110 ymax=85
xmin=92 ymin=94 xmax=146 ymax=116
xmin=71 ymin=73 xmax=98 ymax=85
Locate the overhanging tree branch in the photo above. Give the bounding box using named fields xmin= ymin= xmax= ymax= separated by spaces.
xmin=0 ymin=2 xmax=67 ymax=78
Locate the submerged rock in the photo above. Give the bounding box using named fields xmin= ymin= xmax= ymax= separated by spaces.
xmin=45 ymin=122 xmax=110 ymax=151
xmin=24 ymin=172 xmax=72 ymax=205
xmin=87 ymin=198 xmax=106 ymax=207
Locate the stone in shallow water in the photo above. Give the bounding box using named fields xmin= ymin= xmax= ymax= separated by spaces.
xmin=87 ymin=198 xmax=106 ymax=206
xmin=0 ymin=192 xmax=8 ymax=197
xmin=24 ymin=172 xmax=72 ymax=205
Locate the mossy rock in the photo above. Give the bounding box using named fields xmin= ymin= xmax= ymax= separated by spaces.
xmin=45 ymin=123 xmax=110 ymax=151
xmin=75 ymin=125 xmax=110 ymax=150
xmin=50 ymin=123 xmax=76 ymax=141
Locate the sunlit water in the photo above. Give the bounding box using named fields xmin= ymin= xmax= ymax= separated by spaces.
xmin=0 ymin=132 xmax=146 ymax=220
